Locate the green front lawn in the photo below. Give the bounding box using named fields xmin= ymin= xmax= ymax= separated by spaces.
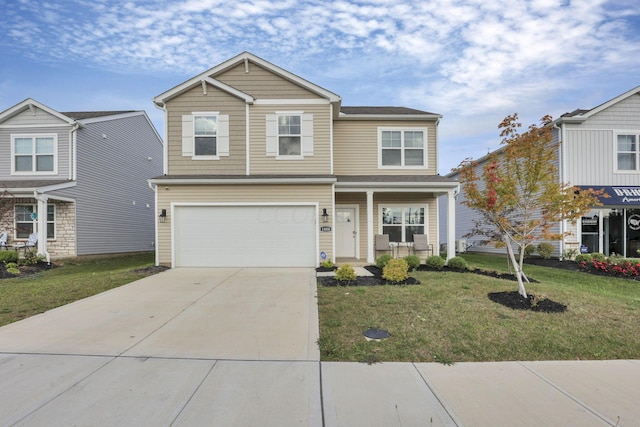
xmin=318 ymin=254 xmax=640 ymax=363
xmin=0 ymin=252 xmax=156 ymax=327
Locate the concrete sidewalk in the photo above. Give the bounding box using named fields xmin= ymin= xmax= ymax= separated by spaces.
xmin=0 ymin=268 xmax=638 ymax=426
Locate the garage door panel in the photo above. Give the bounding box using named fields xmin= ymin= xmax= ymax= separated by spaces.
xmin=174 ymin=206 xmax=317 ymax=267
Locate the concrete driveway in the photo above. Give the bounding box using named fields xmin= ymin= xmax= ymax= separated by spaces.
xmin=0 ymin=268 xmax=322 ymax=426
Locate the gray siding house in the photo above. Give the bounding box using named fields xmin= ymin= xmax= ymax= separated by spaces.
xmin=441 ymin=85 xmax=640 ymax=258
xmin=0 ymin=98 xmax=164 ymax=258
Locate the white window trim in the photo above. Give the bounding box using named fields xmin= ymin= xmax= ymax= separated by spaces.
xmin=11 ymin=134 xmax=58 ymax=175
xmin=377 ymin=127 xmax=428 ymax=169
xmin=14 ymin=204 xmax=56 ymax=240
xmin=378 ymin=204 xmax=428 ymax=243
xmin=614 ymin=131 xmax=640 ymax=174
xmin=266 ymin=111 xmax=313 ymax=160
xmin=192 ymin=113 xmax=219 ymax=160
xmin=182 ymin=112 xmax=229 ymax=160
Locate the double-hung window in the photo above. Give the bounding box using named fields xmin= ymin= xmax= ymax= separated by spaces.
xmin=15 ymin=204 xmax=55 ymax=239
xmin=194 ymin=115 xmax=217 ymax=157
xmin=12 ymin=135 xmax=56 ymax=174
xmin=266 ymin=112 xmax=313 ymax=158
xmin=381 ymin=206 xmax=425 ymax=242
xmin=617 ymin=134 xmax=639 ymax=171
xmin=278 ymin=115 xmax=302 ymax=156
xmin=379 ymin=128 xmax=426 ymax=168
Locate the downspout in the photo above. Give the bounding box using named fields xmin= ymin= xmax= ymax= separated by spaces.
xmin=154 ymin=101 xmax=169 ymax=175
xmin=148 ymin=181 xmax=160 ymax=267
xmin=33 ymin=191 xmax=51 ymax=265
xmin=554 ymin=122 xmax=566 ymax=259
xmin=70 ymin=123 xmax=80 ymax=181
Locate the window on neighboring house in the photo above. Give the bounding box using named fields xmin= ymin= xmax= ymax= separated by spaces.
xmin=379 ymin=129 xmax=426 ymax=167
xmin=617 ymin=134 xmax=639 ymax=171
xmin=12 ymin=135 xmax=55 ymax=173
xmin=194 ymin=115 xmax=217 ymax=156
xmin=15 ymin=204 xmax=55 ymax=239
xmin=278 ymin=115 xmax=302 ymax=156
xmin=381 ymin=206 xmax=425 ymax=242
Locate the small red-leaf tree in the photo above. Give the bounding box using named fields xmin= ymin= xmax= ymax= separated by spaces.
xmin=457 ymin=114 xmax=605 ymax=298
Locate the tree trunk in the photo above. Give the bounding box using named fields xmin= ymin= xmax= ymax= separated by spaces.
xmin=504 ymin=237 xmax=528 ymax=298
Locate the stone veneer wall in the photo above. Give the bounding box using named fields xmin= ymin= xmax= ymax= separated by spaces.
xmin=5 ymin=198 xmax=77 ymax=258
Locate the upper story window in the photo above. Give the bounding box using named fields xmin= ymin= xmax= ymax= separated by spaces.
xmin=12 ymin=135 xmax=56 ymax=174
xmin=181 ymin=113 xmax=229 ymax=159
xmin=194 ymin=115 xmax=217 ymax=156
xmin=378 ymin=128 xmax=427 ymax=168
xmin=266 ymin=112 xmax=313 ymax=159
xmin=278 ymin=115 xmax=301 ymax=156
xmin=617 ymin=134 xmax=639 ymax=171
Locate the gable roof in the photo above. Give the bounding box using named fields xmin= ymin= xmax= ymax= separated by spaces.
xmin=557 ymin=85 xmax=640 ymax=123
xmin=0 ymin=98 xmax=76 ymax=125
xmin=153 ymin=51 xmax=341 ymax=106
xmin=339 ymin=106 xmax=441 ymax=120
xmin=62 ymin=111 xmax=137 ymax=120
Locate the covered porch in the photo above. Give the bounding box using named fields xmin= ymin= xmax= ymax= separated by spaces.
xmin=333 ymin=176 xmax=458 ymax=264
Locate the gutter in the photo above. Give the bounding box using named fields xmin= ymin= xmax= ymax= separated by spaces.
xmin=148 ymin=180 xmax=160 ymax=266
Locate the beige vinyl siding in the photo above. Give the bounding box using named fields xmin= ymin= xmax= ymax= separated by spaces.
xmin=249 ymin=104 xmax=332 ymax=174
xmin=333 ymin=119 xmax=438 ymax=175
xmin=216 ymin=62 xmax=324 ymax=99
xmin=157 ymin=184 xmax=333 ymax=266
xmin=165 ymin=85 xmax=246 ymax=175
xmin=336 ymin=192 xmax=438 ymax=260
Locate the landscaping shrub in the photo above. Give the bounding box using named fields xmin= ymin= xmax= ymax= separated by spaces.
xmin=382 ymin=258 xmax=409 ymax=283
xmin=320 ymin=260 xmax=334 ymax=269
xmin=425 ymin=255 xmax=446 ymax=270
xmin=520 ymin=244 xmax=536 ymax=258
xmin=574 ymin=254 xmax=592 ymax=264
xmin=447 ymin=256 xmax=468 ymax=270
xmin=334 ymin=264 xmax=357 ymax=282
xmin=20 ymin=251 xmax=43 ymax=266
xmin=537 ymin=242 xmax=554 ymax=259
xmin=403 ymin=255 xmax=420 ymax=270
xmin=591 ymin=252 xmax=606 ymax=262
xmin=5 ymin=262 xmax=19 ymax=275
xmin=375 ymin=254 xmax=393 ymax=269
xmin=0 ymin=251 xmax=19 ymax=264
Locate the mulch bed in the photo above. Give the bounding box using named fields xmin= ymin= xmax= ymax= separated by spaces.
xmin=316 ymin=265 xmax=420 ymax=287
xmin=0 ymin=262 xmax=57 ymax=279
xmin=488 ymin=291 xmax=567 ymax=313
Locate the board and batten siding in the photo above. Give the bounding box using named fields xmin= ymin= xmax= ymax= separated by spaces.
xmin=216 ymin=62 xmax=325 ymax=100
xmin=0 ymin=109 xmax=72 ymax=181
xmin=333 ymin=119 xmax=438 ymax=176
xmin=53 ymin=114 xmax=163 ymax=255
xmin=249 ymin=104 xmax=332 ymax=175
xmin=165 ymin=85 xmax=247 ymax=175
xmin=156 ymin=184 xmax=333 ymax=266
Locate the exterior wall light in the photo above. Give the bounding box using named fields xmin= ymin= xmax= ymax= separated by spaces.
xmin=322 ymin=208 xmax=329 ymax=223
xmin=159 ymin=209 xmax=167 ymax=223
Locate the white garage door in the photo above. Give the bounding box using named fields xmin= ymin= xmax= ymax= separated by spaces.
xmin=174 ymin=205 xmax=317 ymax=267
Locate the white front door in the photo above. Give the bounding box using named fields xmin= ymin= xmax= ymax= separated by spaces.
xmin=336 ymin=207 xmax=357 ymax=258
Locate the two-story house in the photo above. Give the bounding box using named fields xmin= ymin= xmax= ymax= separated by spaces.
xmin=0 ymin=98 xmax=164 ymax=259
xmin=443 ymin=85 xmax=640 ymax=259
xmin=150 ymin=52 xmax=458 ymax=268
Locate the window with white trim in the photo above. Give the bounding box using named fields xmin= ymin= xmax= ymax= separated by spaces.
xmin=379 ymin=128 xmax=426 ymax=167
xmin=278 ymin=115 xmax=301 ymax=156
xmin=381 ymin=206 xmax=425 ymax=242
xmin=617 ymin=133 xmax=639 ymax=171
xmin=194 ymin=115 xmax=217 ymax=156
xmin=14 ymin=204 xmax=55 ymax=239
xmin=265 ymin=112 xmax=313 ymax=158
xmin=12 ymin=135 xmax=56 ymax=173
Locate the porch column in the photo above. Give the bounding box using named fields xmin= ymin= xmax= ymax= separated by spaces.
xmin=36 ymin=195 xmax=48 ymax=257
xmin=367 ymin=190 xmax=374 ymax=263
xmin=447 ymin=188 xmax=456 ymax=260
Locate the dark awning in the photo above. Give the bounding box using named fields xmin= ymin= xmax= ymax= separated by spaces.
xmin=579 ymin=186 xmax=640 ymax=206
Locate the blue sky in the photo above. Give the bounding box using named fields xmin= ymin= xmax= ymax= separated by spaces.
xmin=1 ymin=0 xmax=639 ymax=174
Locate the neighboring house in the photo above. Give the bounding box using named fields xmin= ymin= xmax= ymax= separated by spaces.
xmin=441 ymin=85 xmax=640 ymax=258
xmin=0 ymin=98 xmax=164 ymax=259
xmin=150 ymin=51 xmax=458 ymax=268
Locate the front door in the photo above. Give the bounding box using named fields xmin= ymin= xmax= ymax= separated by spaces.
xmin=336 ymin=207 xmax=357 ymax=258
